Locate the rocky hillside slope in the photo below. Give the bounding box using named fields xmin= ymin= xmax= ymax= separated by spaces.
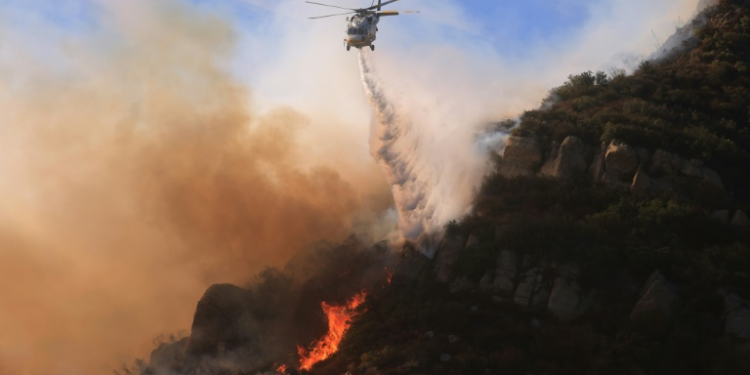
xmin=318 ymin=1 xmax=750 ymax=374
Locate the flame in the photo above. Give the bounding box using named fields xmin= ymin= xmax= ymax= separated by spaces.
xmin=298 ymin=291 xmax=367 ymax=370
xmin=385 ymin=267 xmax=394 ymax=285
xmin=276 ymin=364 xmax=288 ymax=374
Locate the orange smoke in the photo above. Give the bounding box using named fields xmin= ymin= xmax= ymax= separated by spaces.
xmin=0 ymin=1 xmax=391 ymax=374
xmin=298 ymin=291 xmax=367 ymax=371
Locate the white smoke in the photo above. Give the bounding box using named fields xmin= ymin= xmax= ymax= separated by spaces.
xmin=358 ymin=51 xmax=497 ymax=250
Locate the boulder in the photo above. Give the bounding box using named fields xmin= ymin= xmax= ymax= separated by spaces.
xmin=726 ymin=308 xmax=750 ymax=339
xmin=492 ymin=250 xmax=520 ymax=294
xmin=479 ymin=271 xmax=494 ymax=292
xmin=497 ymin=136 xmax=542 ymax=178
xmin=450 ymin=276 xmax=476 ymax=294
xmin=650 ymin=149 xmax=683 ymax=176
xmin=539 ymin=141 xmax=561 ymax=177
xmin=589 ymin=143 xmax=607 ymax=184
xmin=392 ymin=248 xmax=431 ymax=285
xmin=681 ymin=159 xmax=705 ymax=179
xmin=539 ymin=159 xmax=556 ymax=177
xmin=652 ymin=177 xmax=678 ymax=194
xmin=630 ymin=271 xmax=680 ymax=336
xmin=532 ymin=287 xmax=551 ymax=309
xmin=603 ymin=140 xmax=639 ymax=188
xmin=558 ymin=262 xmax=582 ymax=280
xmin=514 ymin=268 xmax=542 ymax=307
xmin=731 ymin=210 xmax=750 ymax=228
xmin=188 ymin=284 xmax=252 ymax=356
xmin=724 ymin=293 xmax=745 ymax=313
xmin=702 ymin=167 xmax=724 ymax=190
xmin=548 ymin=136 xmax=589 ymax=182
xmin=630 ymin=167 xmax=653 ymax=193
xmin=709 ymin=210 xmax=731 ymax=224
xmin=435 ymin=235 xmax=465 ymax=283
xmin=547 ymin=277 xmax=586 ymax=322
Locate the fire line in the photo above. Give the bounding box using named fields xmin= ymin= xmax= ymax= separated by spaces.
xmin=297 ymin=291 xmax=367 ymax=370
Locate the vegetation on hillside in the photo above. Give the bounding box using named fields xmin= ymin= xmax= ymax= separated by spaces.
xmin=515 ymin=0 xmax=750 ymax=201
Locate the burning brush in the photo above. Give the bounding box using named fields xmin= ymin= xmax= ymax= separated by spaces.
xmin=277 ymin=291 xmax=367 ymax=373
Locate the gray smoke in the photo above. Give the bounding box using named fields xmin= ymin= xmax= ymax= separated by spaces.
xmin=358 ymin=51 xmax=501 ymax=252
xmin=359 ymin=51 xmax=436 ymax=245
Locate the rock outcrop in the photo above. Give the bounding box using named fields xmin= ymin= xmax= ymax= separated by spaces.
xmin=731 ymin=210 xmax=750 ymax=228
xmin=450 ymin=276 xmax=476 ymax=294
xmin=630 ymin=167 xmax=653 ymax=193
xmin=541 ymin=136 xmax=589 ymax=182
xmin=602 ymin=140 xmax=639 ymax=188
xmin=703 ymin=167 xmax=724 ymax=189
xmin=709 ymin=210 xmax=731 ymax=224
xmin=630 ymin=271 xmax=681 ymax=336
xmin=723 ymin=292 xmax=750 ymax=339
xmin=589 ymin=142 xmax=607 ymax=183
xmin=650 ymin=149 xmax=683 ymax=176
xmin=681 ymin=158 xmax=705 ymax=179
xmin=547 ymin=277 xmax=586 ymax=322
xmin=492 ymin=250 xmax=519 ymax=294
xmin=514 ymin=268 xmax=543 ymax=306
xmin=435 ymin=235 xmax=465 ymax=283
xmin=504 ymin=136 xmax=727 ymax=199
xmin=726 ymin=308 xmax=750 ymax=339
xmin=188 ymin=284 xmax=252 ymax=356
xmin=497 ymin=136 xmax=541 ymax=178
xmin=392 ymin=248 xmax=430 ymax=285
xmin=546 ymin=262 xmax=586 ymax=321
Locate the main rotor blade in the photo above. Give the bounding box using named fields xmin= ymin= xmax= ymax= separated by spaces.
xmin=376 ymin=10 xmax=418 ymax=16
xmin=305 ymin=1 xmax=357 ymax=11
xmin=365 ymin=0 xmax=399 ymax=11
xmin=309 ymin=11 xmax=356 ymax=19
xmin=377 ymin=10 xmax=399 ymax=16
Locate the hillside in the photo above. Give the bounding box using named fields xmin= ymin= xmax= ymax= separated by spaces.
xmin=316 ymin=1 xmax=750 ymax=374
xmin=134 ymin=1 xmax=750 ymax=375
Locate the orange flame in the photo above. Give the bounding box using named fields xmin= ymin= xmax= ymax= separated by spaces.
xmin=298 ymin=291 xmax=367 ymax=371
xmin=276 ymin=364 xmax=288 ymax=374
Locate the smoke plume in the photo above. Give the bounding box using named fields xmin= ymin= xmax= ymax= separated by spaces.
xmin=0 ymin=1 xmax=390 ymax=374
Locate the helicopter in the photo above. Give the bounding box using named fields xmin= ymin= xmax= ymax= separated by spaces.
xmin=307 ymin=0 xmax=418 ymax=51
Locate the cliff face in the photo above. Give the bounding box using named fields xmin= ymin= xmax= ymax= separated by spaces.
xmin=133 ymin=1 xmax=750 ymax=375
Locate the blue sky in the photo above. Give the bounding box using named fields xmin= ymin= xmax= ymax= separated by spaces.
xmin=0 ymin=0 xmax=595 ymax=58
xmin=188 ymin=0 xmax=595 ymax=59
xmin=0 ymin=0 xmax=700 ymax=114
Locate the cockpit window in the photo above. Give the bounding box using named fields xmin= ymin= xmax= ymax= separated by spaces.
xmin=348 ymin=28 xmax=367 ymax=36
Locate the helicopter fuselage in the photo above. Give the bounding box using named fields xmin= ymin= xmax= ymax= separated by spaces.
xmin=345 ymin=14 xmax=379 ymax=50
